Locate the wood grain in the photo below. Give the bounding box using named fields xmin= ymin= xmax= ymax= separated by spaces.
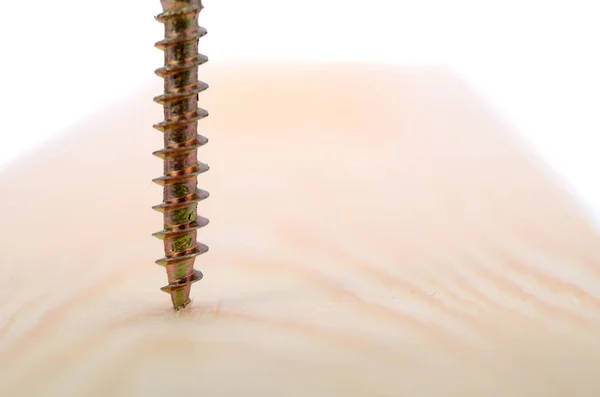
xmin=1 ymin=63 xmax=600 ymax=397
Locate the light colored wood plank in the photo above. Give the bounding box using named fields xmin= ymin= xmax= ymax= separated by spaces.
xmin=1 ymin=63 xmax=600 ymax=397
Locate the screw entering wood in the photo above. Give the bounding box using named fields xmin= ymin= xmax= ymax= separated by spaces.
xmin=152 ymin=0 xmax=209 ymax=310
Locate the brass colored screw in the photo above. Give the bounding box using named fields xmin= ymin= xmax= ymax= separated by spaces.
xmin=152 ymin=0 xmax=209 ymax=310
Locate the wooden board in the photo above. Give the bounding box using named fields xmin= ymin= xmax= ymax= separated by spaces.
xmin=2 ymin=63 xmax=600 ymax=397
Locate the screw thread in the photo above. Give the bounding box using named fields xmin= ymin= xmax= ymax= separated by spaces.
xmin=152 ymin=0 xmax=209 ymax=310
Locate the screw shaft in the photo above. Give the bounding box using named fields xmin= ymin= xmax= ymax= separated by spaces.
xmin=152 ymin=0 xmax=209 ymax=310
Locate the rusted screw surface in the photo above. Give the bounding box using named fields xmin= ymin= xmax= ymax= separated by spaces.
xmin=152 ymin=0 xmax=209 ymax=310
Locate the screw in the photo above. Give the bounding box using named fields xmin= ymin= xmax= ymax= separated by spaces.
xmin=152 ymin=0 xmax=209 ymax=310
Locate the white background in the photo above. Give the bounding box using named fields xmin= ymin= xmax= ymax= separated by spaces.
xmin=2 ymin=0 xmax=599 ymax=222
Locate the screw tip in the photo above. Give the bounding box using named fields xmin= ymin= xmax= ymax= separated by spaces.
xmin=171 ymin=285 xmax=193 ymax=310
